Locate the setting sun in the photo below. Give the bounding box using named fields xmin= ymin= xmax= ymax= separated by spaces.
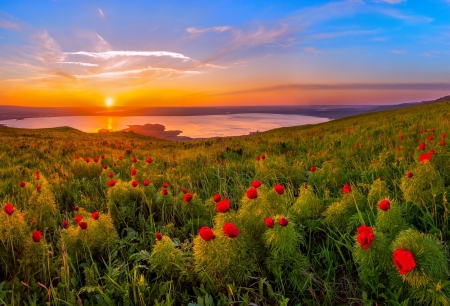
xmin=105 ymin=98 xmax=113 ymax=107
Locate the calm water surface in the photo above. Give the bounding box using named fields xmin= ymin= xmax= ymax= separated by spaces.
xmin=0 ymin=114 xmax=329 ymax=138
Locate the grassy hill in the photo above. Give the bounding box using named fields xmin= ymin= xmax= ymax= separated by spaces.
xmin=1 ymin=99 xmax=450 ymax=305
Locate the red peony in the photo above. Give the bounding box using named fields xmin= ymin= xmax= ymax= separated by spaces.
xmin=75 ymin=155 xmax=80 ymax=160
xmin=274 ymin=184 xmax=285 ymax=195
xmin=3 ymin=203 xmax=14 ymax=215
xmin=183 ymin=193 xmax=193 ymax=202
xmin=182 ymin=188 xmax=188 ymax=194
xmin=108 ymin=172 xmax=114 ymax=178
xmin=91 ymin=211 xmax=100 ymax=220
xmin=223 ymin=222 xmax=240 ymax=238
xmin=442 ymin=133 xmax=446 ymax=138
xmin=93 ymin=157 xmax=99 ymax=163
xmin=74 ymin=215 xmax=82 ymax=224
xmin=85 ymin=157 xmax=90 ymax=163
xmin=162 ymin=188 xmax=168 ymax=195
xmin=143 ymin=179 xmax=150 ymax=186
xmin=418 ymin=143 xmax=426 ymax=150
xmin=261 ymin=154 xmax=266 ymax=160
xmin=420 ymin=153 xmax=431 ymax=163
xmin=108 ymin=179 xmax=116 ymax=187
xmin=37 ymin=185 xmax=42 ymax=192
xmin=429 ymin=150 xmax=435 ymax=156
xmin=216 ymin=199 xmax=230 ymax=213
xmin=163 ymin=182 xmax=169 ymax=188
xmin=103 ymin=165 xmax=108 ymax=169
xmin=156 ymin=232 xmax=162 ymax=240
xmin=255 ymin=156 xmax=260 ymax=161
xmin=278 ymin=217 xmax=289 ymax=227
xmin=265 ymin=217 xmax=274 ymax=228
xmin=213 ymin=194 xmax=221 ymax=203
xmin=428 ymin=135 xmax=434 ymax=141
xmin=79 ymin=221 xmax=88 ymax=230
xmin=310 ymin=166 xmax=316 ymax=172
xmin=32 ymin=230 xmax=43 ymax=243
xmin=406 ymin=172 xmax=413 ymax=178
xmin=146 ymin=157 xmax=153 ymax=163
xmin=74 ymin=206 xmax=79 ymax=211
xmin=62 ymin=220 xmax=69 ymax=229
xmin=119 ymin=156 xmax=123 ymax=161
xmin=131 ymin=168 xmax=137 ymax=176
xmin=357 ymin=225 xmax=374 ymax=249
xmin=342 ymin=184 xmax=352 ymax=194
xmin=246 ymin=187 xmax=258 ymax=199
xmin=132 ymin=157 xmax=138 ymax=163
xmin=393 ymin=248 xmax=416 ymax=274
xmin=378 ymin=199 xmax=391 ymax=211
xmin=20 ymin=181 xmax=26 ymax=187
xmin=251 ymin=180 xmax=262 ymax=188
xmin=132 ymin=180 xmax=139 ymax=187
xmin=440 ymin=140 xmax=445 ymax=146
xmin=101 ymin=154 xmax=105 ymax=159
xmin=199 ymin=226 xmax=215 ymax=241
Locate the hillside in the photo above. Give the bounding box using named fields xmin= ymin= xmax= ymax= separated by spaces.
xmin=0 ymin=98 xmax=450 ymax=305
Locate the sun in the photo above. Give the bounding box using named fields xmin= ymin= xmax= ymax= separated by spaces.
xmin=105 ymin=98 xmax=113 ymax=107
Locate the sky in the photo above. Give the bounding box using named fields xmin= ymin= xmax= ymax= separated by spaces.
xmin=0 ymin=0 xmax=450 ymax=107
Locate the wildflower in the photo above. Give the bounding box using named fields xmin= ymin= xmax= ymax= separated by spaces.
xmin=74 ymin=215 xmax=82 ymax=223
xmin=79 ymin=221 xmax=88 ymax=230
xmin=420 ymin=153 xmax=431 ymax=163
xmin=75 ymin=155 xmax=80 ymax=160
xmin=399 ymin=136 xmax=404 ymax=140
xmin=146 ymin=157 xmax=153 ymax=163
xmin=342 ymin=184 xmax=352 ymax=194
xmin=397 ymin=146 xmax=401 ymax=151
xmin=119 ymin=156 xmax=123 ymax=161
xmin=406 ymin=172 xmax=413 ymax=178
xmin=156 ymin=232 xmax=162 ymax=240
xmin=261 ymin=154 xmax=266 ymax=160
xmin=274 ymin=184 xmax=285 ymax=195
xmin=213 ymin=194 xmax=221 ymax=203
xmin=199 ymin=226 xmax=215 ymax=241
xmin=93 ymin=157 xmax=99 ymax=163
xmin=393 ymin=248 xmax=416 ymax=274
xmin=108 ymin=172 xmax=114 ymax=178
xmin=265 ymin=217 xmax=274 ymax=228
xmin=278 ymin=217 xmax=289 ymax=227
xmin=36 ymin=185 xmax=42 ymax=192
xmin=428 ymin=135 xmax=434 ymax=141
xmin=442 ymin=133 xmax=446 ymax=138
xmin=101 ymin=154 xmax=105 ymax=159
xmin=378 ymin=199 xmax=391 ymax=211
xmin=162 ymin=189 xmax=168 ymax=196
xmin=418 ymin=143 xmax=426 ymax=150
xmin=182 ymin=188 xmax=188 ymax=194
xmin=132 ymin=157 xmax=138 ymax=163
xmin=85 ymin=157 xmax=90 ymax=163
xmin=62 ymin=220 xmax=69 ymax=229
xmin=163 ymin=182 xmax=169 ymax=188
xmin=3 ymin=203 xmax=14 ymax=215
xmin=440 ymin=140 xmax=445 ymax=146
xmin=310 ymin=166 xmax=316 ymax=172
xmin=74 ymin=206 xmax=79 ymax=211
xmin=246 ymin=188 xmax=258 ymax=199
xmin=429 ymin=150 xmax=435 ymax=156
xmin=20 ymin=181 xmax=26 ymax=187
xmin=357 ymin=225 xmax=374 ymax=249
xmin=103 ymin=165 xmax=108 ymax=169
xmin=216 ymin=199 xmax=230 ymax=213
xmin=32 ymin=230 xmax=42 ymax=243
xmin=132 ymin=180 xmax=139 ymax=187
xmin=131 ymin=168 xmax=137 ymax=176
xmin=91 ymin=211 xmax=100 ymax=220
xmin=223 ymin=222 xmax=240 ymax=238
xmin=143 ymin=179 xmax=150 ymax=186
xmin=183 ymin=193 xmax=193 ymax=202
xmin=108 ymin=179 xmax=116 ymax=187
xmin=255 ymin=156 xmax=260 ymax=161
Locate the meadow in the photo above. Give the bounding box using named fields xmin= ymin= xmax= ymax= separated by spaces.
xmin=1 ymin=99 xmax=450 ymax=305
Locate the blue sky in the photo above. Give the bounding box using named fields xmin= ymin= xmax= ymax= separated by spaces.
xmin=0 ymin=0 xmax=449 ymax=106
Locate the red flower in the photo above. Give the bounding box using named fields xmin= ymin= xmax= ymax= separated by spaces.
xmin=199 ymin=226 xmax=215 ymax=241
xmin=251 ymin=180 xmax=262 ymax=188
xmin=418 ymin=143 xmax=426 ymax=150
xmin=278 ymin=217 xmax=289 ymax=227
xmin=163 ymin=182 xmax=169 ymax=188
xmin=428 ymin=135 xmax=434 ymax=141
xmin=357 ymin=225 xmax=374 ymax=249
xmin=146 ymin=157 xmax=153 ymax=163
xmin=440 ymin=140 xmax=445 ymax=146
xmin=108 ymin=179 xmax=116 ymax=187
xmin=303 ymin=184 xmax=308 ymax=189
xmin=91 ymin=211 xmax=100 ymax=220
xmin=399 ymin=136 xmax=404 ymax=140
xmin=265 ymin=217 xmax=274 ymax=228
xmin=113 ymin=162 xmax=117 ymax=166
xmin=93 ymin=157 xmax=99 ymax=163
xmin=213 ymin=194 xmax=221 ymax=202
xmin=3 ymin=203 xmax=14 ymax=215
xmin=182 ymin=188 xmax=188 ymax=194
xmin=143 ymin=179 xmax=150 ymax=186
xmin=101 ymin=154 xmax=105 ymax=159
xmin=429 ymin=150 xmax=435 ymax=156
xmin=406 ymin=172 xmax=413 ymax=178
xmin=74 ymin=215 xmax=82 ymax=223
xmin=132 ymin=157 xmax=138 ymax=163
xmin=378 ymin=199 xmax=391 ymax=211
xmin=20 ymin=181 xmax=26 ymax=187
xmin=162 ymin=188 xmax=168 ymax=195
xmin=261 ymin=154 xmax=266 ymax=160
xmin=108 ymin=172 xmax=114 ymax=178
xmin=132 ymin=180 xmax=139 ymax=187
xmin=310 ymin=166 xmax=316 ymax=172
xmin=393 ymin=248 xmax=416 ymax=274
xmin=442 ymin=133 xmax=446 ymax=139
xmin=216 ymin=199 xmax=230 ymax=213
xmin=397 ymin=146 xmax=401 ymax=151
xmin=103 ymin=165 xmax=108 ymax=169
xmin=79 ymin=221 xmax=88 ymax=230
xmin=131 ymin=168 xmax=137 ymax=176
xmin=342 ymin=184 xmax=352 ymax=194
xmin=75 ymin=155 xmax=80 ymax=160
xmin=62 ymin=220 xmax=69 ymax=229
xmin=119 ymin=156 xmax=123 ymax=161
xmin=74 ymin=206 xmax=79 ymax=211
xmin=156 ymin=232 xmax=162 ymax=240
xmin=37 ymin=185 xmax=42 ymax=192
xmin=32 ymin=230 xmax=42 ymax=243
xmin=255 ymin=156 xmax=260 ymax=161
xmin=223 ymin=222 xmax=239 ymax=238
xmin=85 ymin=157 xmax=90 ymax=163
xmin=246 ymin=188 xmax=258 ymax=199
xmin=420 ymin=153 xmax=431 ymax=163
xmin=183 ymin=193 xmax=193 ymax=202
xmin=274 ymin=184 xmax=285 ymax=195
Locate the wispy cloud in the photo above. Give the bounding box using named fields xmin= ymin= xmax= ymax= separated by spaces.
xmin=381 ymin=0 xmax=406 ymax=4
xmin=98 ymin=9 xmax=105 ymax=19
xmin=64 ymin=51 xmax=192 ymax=60
xmin=186 ymin=26 xmax=232 ymax=34
xmin=57 ymin=61 xmax=99 ymax=67
xmin=312 ymin=29 xmax=380 ymax=39
xmin=303 ymin=46 xmax=323 ymax=54
xmin=391 ymin=49 xmax=407 ymax=54
xmin=75 ymin=67 xmax=201 ymax=78
xmin=30 ymin=30 xmax=65 ymax=63
xmin=376 ymin=8 xmax=433 ymax=23
xmin=0 ymin=19 xmax=20 ymax=30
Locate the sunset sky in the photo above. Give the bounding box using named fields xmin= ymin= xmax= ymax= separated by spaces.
xmin=1 ymin=0 xmax=450 ymax=107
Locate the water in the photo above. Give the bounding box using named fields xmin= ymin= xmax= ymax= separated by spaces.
xmin=0 ymin=114 xmax=329 ymax=138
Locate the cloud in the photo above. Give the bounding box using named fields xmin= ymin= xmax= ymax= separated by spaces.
xmin=98 ymin=9 xmax=105 ymax=19
xmin=229 ymin=23 xmax=297 ymax=48
xmin=213 ymin=83 xmax=450 ymax=96
xmin=0 ymin=19 xmax=20 ymax=30
xmin=30 ymin=30 xmax=65 ymax=63
xmin=312 ymin=29 xmax=380 ymax=39
xmin=64 ymin=50 xmax=192 ymax=60
xmin=75 ymin=67 xmax=201 ymax=78
xmin=303 ymin=47 xmax=323 ymax=54
xmin=381 ymin=0 xmax=406 ymax=4
xmin=376 ymin=8 xmax=433 ymax=23
xmin=391 ymin=49 xmax=406 ymax=54
xmin=57 ymin=61 xmax=99 ymax=67
xmin=186 ymin=26 xmax=232 ymax=34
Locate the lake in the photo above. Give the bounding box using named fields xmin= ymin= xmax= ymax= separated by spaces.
xmin=0 ymin=114 xmax=329 ymax=138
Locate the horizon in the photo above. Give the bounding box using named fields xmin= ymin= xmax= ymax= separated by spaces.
xmin=1 ymin=1 xmax=450 ymax=107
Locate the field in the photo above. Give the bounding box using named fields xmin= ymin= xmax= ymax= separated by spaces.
xmin=1 ymin=100 xmax=450 ymax=305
